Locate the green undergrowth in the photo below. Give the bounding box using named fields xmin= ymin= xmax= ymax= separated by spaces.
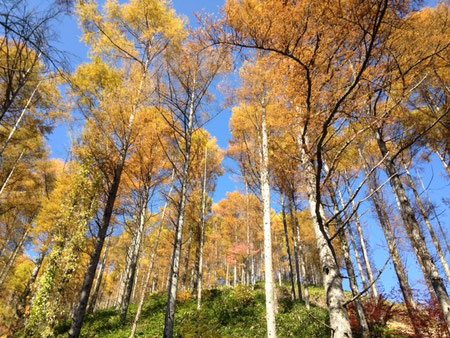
xmin=55 ymin=285 xmax=330 ymax=337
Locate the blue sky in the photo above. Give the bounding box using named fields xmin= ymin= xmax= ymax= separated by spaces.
xmin=44 ymin=0 xmax=448 ymax=298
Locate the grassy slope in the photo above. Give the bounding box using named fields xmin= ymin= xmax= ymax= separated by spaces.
xmin=56 ymin=285 xmax=330 ymax=338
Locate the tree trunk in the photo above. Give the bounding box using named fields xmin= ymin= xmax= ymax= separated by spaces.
xmin=0 ymin=81 xmax=41 ymax=157
xmin=69 ymin=162 xmax=124 ymax=338
xmin=259 ymin=103 xmax=277 ymax=338
xmin=330 ymin=192 xmax=369 ymax=337
xmin=436 ymin=150 xmax=450 ymax=177
xmin=344 ymin=182 xmax=379 ymax=298
xmin=120 ymin=189 xmax=149 ymax=324
xmin=245 ymin=179 xmax=252 ymax=286
xmin=290 ymin=192 xmax=311 ymax=309
xmin=181 ymin=223 xmax=193 ymax=290
xmin=336 ymin=187 xmax=369 ymax=294
xmin=376 ymin=129 xmax=450 ymax=330
xmin=87 ymin=235 xmax=111 ymax=315
xmin=299 ymin=135 xmax=352 ymax=337
xmin=118 ymin=235 xmax=136 ymax=308
xmin=0 ymin=149 xmax=25 ymax=197
xmin=404 ymin=165 xmax=450 ymax=282
xmin=196 ymin=147 xmax=208 ymax=310
xmin=16 ymin=248 xmax=47 ymax=323
xmin=0 ymin=228 xmax=28 ymax=287
xmin=130 ymin=181 xmax=172 ymax=338
xmin=416 ymin=169 xmax=450 ymax=254
xmin=163 ymin=87 xmax=195 ymax=338
xmin=281 ymin=195 xmax=297 ymax=300
xmin=367 ymin=168 xmax=422 ymax=334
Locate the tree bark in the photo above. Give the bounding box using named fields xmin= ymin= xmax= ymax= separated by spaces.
xmin=0 ymin=149 xmax=25 ymax=197
xmin=69 ymin=162 xmax=124 ymax=338
xmin=120 ymin=189 xmax=149 ymax=323
xmin=196 ymin=147 xmax=208 ymax=309
xmin=288 ymin=192 xmax=310 ymax=309
xmin=342 ymin=183 xmax=378 ymax=298
xmin=0 ymin=227 xmax=28 ymax=287
xmin=404 ymin=165 xmax=450 ymax=282
xmin=416 ymin=169 xmax=450 ymax=254
xmin=281 ymin=195 xmax=297 ymax=300
xmin=259 ymin=103 xmax=277 ymax=338
xmin=376 ymin=129 xmax=450 ymax=330
xmin=299 ymin=139 xmax=352 ymax=337
xmin=330 ymin=192 xmax=369 ymax=337
xmin=181 ymin=223 xmax=194 ymax=290
xmin=87 ymin=235 xmax=111 ymax=315
xmin=130 ymin=181 xmax=172 ymax=338
xmin=163 ymin=86 xmax=195 ymax=338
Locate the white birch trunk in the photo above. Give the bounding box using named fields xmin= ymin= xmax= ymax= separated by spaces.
xmin=259 ymin=103 xmax=277 ymax=338
xmin=197 ymin=147 xmax=208 ymax=309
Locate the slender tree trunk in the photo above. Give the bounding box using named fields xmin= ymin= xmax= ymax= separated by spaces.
xmin=343 ymin=182 xmax=379 ymax=298
xmin=182 ymin=223 xmax=193 ymax=290
xmin=163 ymin=87 xmax=195 ymax=338
xmin=376 ymin=129 xmax=450 ymax=330
xmin=404 ymin=165 xmax=450 ymax=282
xmin=197 ymin=147 xmax=208 ymax=310
xmin=436 ymin=150 xmax=450 ymax=177
xmin=0 ymin=228 xmax=28 ymax=287
xmin=368 ymin=169 xmax=422 ymax=334
xmin=120 ymin=190 xmax=149 ymax=323
xmin=226 ymin=261 xmax=229 ymax=286
xmin=281 ymin=195 xmax=296 ymax=300
xmin=289 ymin=192 xmax=310 ymax=309
xmin=330 ymin=193 xmax=369 ymax=337
xmin=130 ymin=181 xmax=172 ymax=338
xmin=336 ymin=187 xmax=370 ymax=294
xmin=245 ymin=179 xmax=252 ymax=286
xmin=118 ymin=236 xmax=136 ymax=308
xmin=259 ymin=103 xmax=277 ymax=338
xmin=0 ymin=81 xmax=41 ymax=157
xmin=69 ymin=163 xmax=124 ymax=338
xmin=416 ymin=169 xmax=450 ymax=254
xmin=87 ymin=235 xmax=111 ymax=315
xmin=16 ymin=248 xmax=47 ymax=323
xmin=0 ymin=149 xmax=25 ymax=197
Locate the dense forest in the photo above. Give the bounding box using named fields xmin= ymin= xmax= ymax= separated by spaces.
xmin=0 ymin=0 xmax=449 ymax=337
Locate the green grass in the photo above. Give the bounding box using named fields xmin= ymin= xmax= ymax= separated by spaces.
xmin=55 ymin=285 xmax=330 ymax=337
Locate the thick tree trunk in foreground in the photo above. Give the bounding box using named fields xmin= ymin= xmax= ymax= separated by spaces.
xmin=376 ymin=129 xmax=450 ymax=330
xmin=299 ymin=143 xmax=352 ymax=337
xmin=281 ymin=196 xmax=297 ymax=300
xmin=69 ymin=164 xmax=124 ymax=338
xmin=260 ymin=103 xmax=277 ymax=338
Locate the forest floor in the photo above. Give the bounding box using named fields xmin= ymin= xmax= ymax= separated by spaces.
xmin=55 ymin=284 xmax=331 ymax=337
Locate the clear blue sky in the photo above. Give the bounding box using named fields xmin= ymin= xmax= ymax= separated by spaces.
xmin=45 ymin=0 xmax=448 ymax=299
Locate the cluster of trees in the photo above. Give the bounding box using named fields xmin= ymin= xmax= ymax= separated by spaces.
xmin=0 ymin=0 xmax=448 ymax=337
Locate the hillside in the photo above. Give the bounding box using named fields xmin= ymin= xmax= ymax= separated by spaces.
xmin=54 ymin=286 xmax=330 ymax=338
